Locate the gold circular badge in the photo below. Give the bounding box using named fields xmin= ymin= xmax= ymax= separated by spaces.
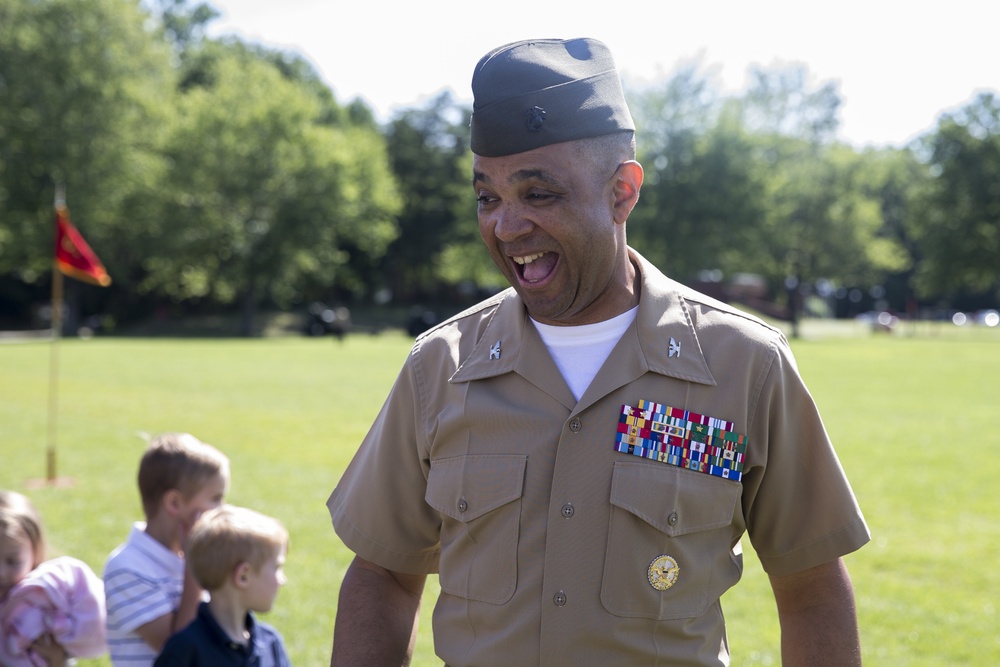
xmin=647 ymin=555 xmax=680 ymax=591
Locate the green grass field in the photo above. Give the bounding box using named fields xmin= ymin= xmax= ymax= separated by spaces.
xmin=1 ymin=321 xmax=998 ymax=666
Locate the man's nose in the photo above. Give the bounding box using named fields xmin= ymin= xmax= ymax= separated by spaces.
xmin=492 ymin=202 xmax=534 ymax=241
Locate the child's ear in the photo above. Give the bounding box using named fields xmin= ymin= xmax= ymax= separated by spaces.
xmin=163 ymin=489 xmax=184 ymax=518
xmin=233 ymin=562 xmax=252 ymax=589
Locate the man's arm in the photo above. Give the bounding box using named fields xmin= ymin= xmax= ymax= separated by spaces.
xmin=330 ymin=555 xmax=426 ymax=667
xmin=769 ymin=557 xmax=862 ymax=667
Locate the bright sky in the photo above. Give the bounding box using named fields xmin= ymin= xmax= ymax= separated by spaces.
xmin=204 ymin=0 xmax=999 ymax=148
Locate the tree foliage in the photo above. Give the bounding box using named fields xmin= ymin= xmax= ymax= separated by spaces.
xmin=382 ymin=92 xmax=497 ymax=301
xmin=912 ymin=92 xmax=1000 ymax=297
xmin=0 ymin=0 xmax=174 ymax=281
xmin=148 ymin=42 xmax=398 ymax=333
xmin=0 ymin=3 xmax=997 ymax=333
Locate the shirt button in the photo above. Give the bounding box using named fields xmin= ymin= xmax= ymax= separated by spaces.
xmin=458 ymin=498 xmax=468 ymax=513
xmin=569 ymin=418 xmax=582 ymax=432
xmin=667 ymin=511 xmax=678 ymax=526
xmin=553 ymin=590 xmax=567 ymax=606
xmin=561 ymin=503 xmax=575 ymax=518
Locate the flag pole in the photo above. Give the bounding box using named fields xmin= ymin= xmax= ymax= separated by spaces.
xmin=47 ymin=261 xmax=63 ymax=483
xmin=47 ymin=187 xmax=66 ymax=484
xmin=44 ymin=187 xmax=111 ymax=485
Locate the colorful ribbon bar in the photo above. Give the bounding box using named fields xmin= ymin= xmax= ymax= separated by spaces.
xmin=615 ymin=399 xmax=748 ymax=481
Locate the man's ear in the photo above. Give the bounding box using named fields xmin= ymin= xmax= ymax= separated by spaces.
xmin=233 ymin=562 xmax=252 ymax=589
xmin=612 ymin=160 xmax=643 ymax=224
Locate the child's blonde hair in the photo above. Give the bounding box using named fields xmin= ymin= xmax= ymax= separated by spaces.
xmin=186 ymin=505 xmax=288 ymax=591
xmin=138 ymin=432 xmax=230 ymax=520
xmin=0 ymin=490 xmax=46 ymax=569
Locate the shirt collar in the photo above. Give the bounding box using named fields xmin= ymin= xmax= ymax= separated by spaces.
xmin=450 ymin=248 xmax=715 ymax=392
xmin=198 ymin=601 xmax=257 ymax=655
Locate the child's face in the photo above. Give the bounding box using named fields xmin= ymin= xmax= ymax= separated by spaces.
xmin=178 ymin=473 xmax=228 ymax=538
xmin=244 ymin=548 xmax=287 ymax=613
xmin=0 ymin=532 xmax=34 ymax=600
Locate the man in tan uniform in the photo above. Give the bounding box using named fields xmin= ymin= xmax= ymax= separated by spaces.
xmin=328 ymin=37 xmax=869 ymax=666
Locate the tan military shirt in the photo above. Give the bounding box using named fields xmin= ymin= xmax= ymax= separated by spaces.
xmin=328 ymin=249 xmax=869 ymax=666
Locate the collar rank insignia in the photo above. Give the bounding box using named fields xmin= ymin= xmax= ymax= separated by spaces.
xmin=668 ymin=337 xmax=681 ymax=358
xmin=489 ymin=340 xmax=501 ymax=360
xmin=615 ymin=399 xmax=748 ymax=481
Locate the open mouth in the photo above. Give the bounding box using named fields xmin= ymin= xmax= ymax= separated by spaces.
xmin=512 ymin=251 xmax=558 ymax=285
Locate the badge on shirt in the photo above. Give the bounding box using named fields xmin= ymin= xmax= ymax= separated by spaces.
xmin=615 ymin=399 xmax=748 ymax=481
xmin=648 ymin=554 xmax=680 ymax=591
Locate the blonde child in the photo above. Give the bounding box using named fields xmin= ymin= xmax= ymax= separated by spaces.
xmin=103 ymin=433 xmax=230 ymax=666
xmin=0 ymin=490 xmax=106 ymax=667
xmin=154 ymin=505 xmax=290 ymax=666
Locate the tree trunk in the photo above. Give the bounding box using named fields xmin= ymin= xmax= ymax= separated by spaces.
xmin=239 ymin=282 xmax=258 ymax=337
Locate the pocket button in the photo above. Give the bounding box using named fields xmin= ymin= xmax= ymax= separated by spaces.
xmin=667 ymin=511 xmax=678 ymax=526
xmin=458 ymin=498 xmax=468 ymax=513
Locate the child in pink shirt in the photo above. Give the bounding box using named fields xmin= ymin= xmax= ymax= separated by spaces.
xmin=0 ymin=490 xmax=107 ymax=667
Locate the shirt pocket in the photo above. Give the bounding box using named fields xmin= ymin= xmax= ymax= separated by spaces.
xmin=601 ymin=461 xmax=742 ymax=620
xmin=425 ymin=454 xmax=527 ymax=605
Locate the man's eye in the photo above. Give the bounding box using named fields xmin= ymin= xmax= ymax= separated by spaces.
xmin=477 ymin=195 xmax=496 ymax=204
xmin=527 ymin=190 xmax=560 ymax=201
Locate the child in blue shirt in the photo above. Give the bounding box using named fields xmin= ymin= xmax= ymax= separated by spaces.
xmin=154 ymin=504 xmax=290 ymax=666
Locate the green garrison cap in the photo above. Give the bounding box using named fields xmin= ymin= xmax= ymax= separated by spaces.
xmin=470 ymin=38 xmax=635 ymax=157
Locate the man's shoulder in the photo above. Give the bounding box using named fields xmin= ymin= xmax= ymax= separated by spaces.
xmin=635 ymin=250 xmax=786 ymax=345
xmin=676 ymin=281 xmax=785 ymax=339
xmin=414 ymin=289 xmax=513 ymax=342
xmin=405 ymin=289 xmax=516 ymax=366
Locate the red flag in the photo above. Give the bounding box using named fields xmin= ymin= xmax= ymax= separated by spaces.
xmin=54 ymin=204 xmax=111 ymax=286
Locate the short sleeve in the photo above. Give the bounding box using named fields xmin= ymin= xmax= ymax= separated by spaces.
xmin=104 ymin=568 xmax=175 ymax=633
xmin=327 ymin=357 xmax=444 ymax=575
xmin=742 ymin=336 xmax=870 ymax=576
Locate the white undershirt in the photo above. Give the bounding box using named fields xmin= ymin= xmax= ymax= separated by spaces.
xmin=531 ymin=306 xmax=638 ymax=401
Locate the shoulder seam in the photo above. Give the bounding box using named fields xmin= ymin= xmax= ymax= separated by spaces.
xmin=413 ymin=289 xmax=512 ymax=343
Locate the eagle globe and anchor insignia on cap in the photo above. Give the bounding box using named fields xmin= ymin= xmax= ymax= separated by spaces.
xmin=647 ymin=554 xmax=680 ymax=591
xmin=525 ymin=105 xmax=546 ymax=132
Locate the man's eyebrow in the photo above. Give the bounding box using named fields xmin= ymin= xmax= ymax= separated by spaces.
xmin=472 ymin=168 xmax=560 ymax=187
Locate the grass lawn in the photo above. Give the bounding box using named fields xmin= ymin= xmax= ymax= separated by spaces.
xmin=1 ymin=321 xmax=998 ymax=665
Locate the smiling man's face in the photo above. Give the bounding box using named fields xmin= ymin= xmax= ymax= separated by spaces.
xmin=473 ymin=138 xmax=640 ymax=326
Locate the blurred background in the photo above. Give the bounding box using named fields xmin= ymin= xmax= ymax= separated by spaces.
xmin=1 ymin=0 xmax=997 ymax=340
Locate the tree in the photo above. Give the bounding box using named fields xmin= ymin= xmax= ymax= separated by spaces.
xmin=912 ymin=92 xmax=1000 ymax=298
xmin=146 ymin=44 xmax=399 ymax=334
xmin=0 ymin=0 xmax=174 ymax=312
xmin=629 ymin=62 xmax=912 ymax=333
xmin=848 ymin=146 xmax=930 ymax=315
xmin=740 ymin=63 xmax=841 ymax=144
xmin=382 ymin=92 xmax=496 ymax=303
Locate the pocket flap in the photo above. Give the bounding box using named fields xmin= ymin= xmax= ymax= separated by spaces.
xmin=426 ymin=454 xmax=527 ymax=522
xmin=609 ymin=462 xmax=739 ymax=536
